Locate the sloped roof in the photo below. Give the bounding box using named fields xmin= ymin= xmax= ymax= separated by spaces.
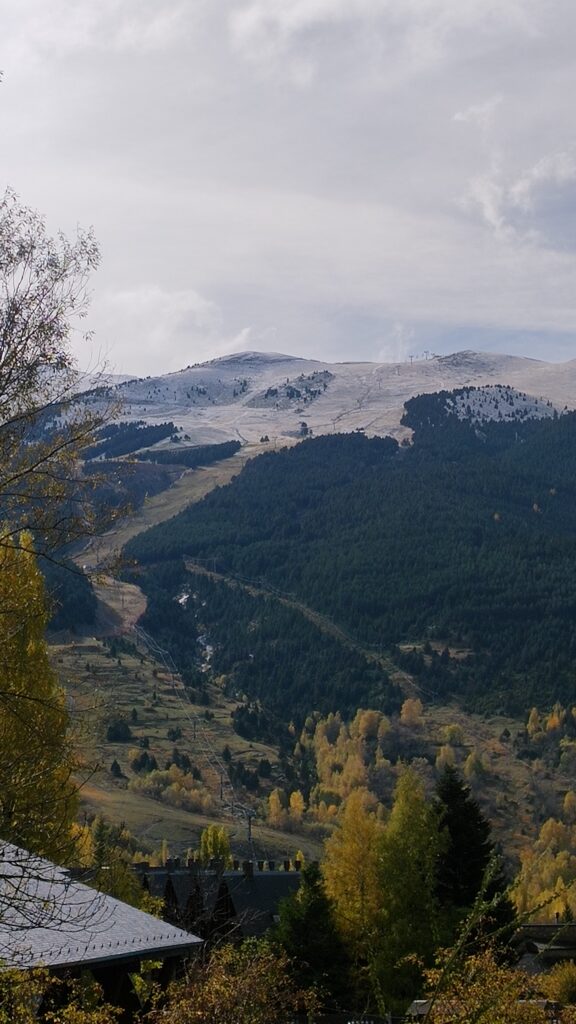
xmin=223 ymin=871 xmax=302 ymax=937
xmin=139 ymin=864 xmax=303 ymax=937
xmin=0 ymin=845 xmax=201 ymax=970
xmin=515 ymin=923 xmax=576 ymax=945
xmin=142 ymin=866 xmax=221 ymax=920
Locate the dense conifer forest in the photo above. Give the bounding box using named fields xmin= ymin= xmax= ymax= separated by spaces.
xmin=126 ymin=401 xmax=576 ymax=714
xmin=43 ymin=558 xmax=97 ymax=630
xmin=136 ymin=439 xmax=242 ymax=467
xmin=128 ymin=559 xmax=400 ymax=730
xmin=83 ymin=420 xmax=177 ymax=459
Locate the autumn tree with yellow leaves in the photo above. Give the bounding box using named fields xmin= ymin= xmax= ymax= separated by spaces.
xmin=149 ymin=939 xmax=318 ymax=1024
xmin=323 ymin=770 xmax=445 ymax=1014
xmin=0 ymin=191 xmax=107 ymax=861
xmin=322 ymin=788 xmax=383 ymax=964
xmin=0 ymin=535 xmax=78 ymax=861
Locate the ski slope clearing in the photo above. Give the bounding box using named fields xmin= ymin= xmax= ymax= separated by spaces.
xmin=82 ymin=349 xmax=576 ymax=445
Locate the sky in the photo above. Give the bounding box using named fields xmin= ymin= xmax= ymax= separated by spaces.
xmin=2 ymin=0 xmax=576 ymax=375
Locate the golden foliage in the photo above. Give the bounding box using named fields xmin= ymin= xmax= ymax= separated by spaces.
xmin=424 ymin=948 xmax=552 ymax=1024
xmin=267 ymin=787 xmax=288 ymax=827
xmin=149 ymin=939 xmax=318 ymax=1024
xmin=514 ymin=816 xmax=576 ymax=919
xmin=400 ymin=697 xmax=425 ymax=728
xmin=541 ymin=962 xmax=576 ymax=1006
xmin=322 ymin=788 xmax=384 ymax=960
xmin=198 ymin=824 xmax=232 ymax=867
xmin=0 ymin=537 xmax=78 ymax=860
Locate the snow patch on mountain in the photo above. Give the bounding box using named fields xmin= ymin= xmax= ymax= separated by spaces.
xmin=80 ymin=349 xmax=576 ymax=445
xmin=446 ymin=385 xmax=558 ymax=424
xmin=247 ymin=370 xmax=333 ymax=410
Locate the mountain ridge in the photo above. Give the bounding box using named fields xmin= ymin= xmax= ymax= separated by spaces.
xmin=84 ymin=348 xmax=576 ymax=446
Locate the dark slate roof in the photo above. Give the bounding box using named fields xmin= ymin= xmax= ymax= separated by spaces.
xmin=515 ymin=923 xmax=576 ymax=946
xmin=138 ymin=863 xmax=303 ymax=938
xmin=513 ymin=923 xmax=576 ymax=969
xmin=142 ymin=866 xmax=221 ymax=920
xmin=0 ymin=845 xmax=201 ymax=970
xmin=223 ymin=870 xmax=302 ymax=937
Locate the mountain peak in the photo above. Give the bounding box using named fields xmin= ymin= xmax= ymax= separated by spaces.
xmin=204 ymin=351 xmax=305 ymax=367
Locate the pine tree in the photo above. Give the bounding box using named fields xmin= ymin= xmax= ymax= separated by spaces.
xmin=373 ymin=768 xmax=444 ymax=1013
xmin=274 ymin=862 xmax=351 ymax=1009
xmin=436 ymin=765 xmax=493 ymax=908
xmin=435 ymin=765 xmax=515 ymax=940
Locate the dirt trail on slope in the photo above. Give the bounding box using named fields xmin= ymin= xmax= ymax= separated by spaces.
xmin=75 ymin=437 xmax=416 ymax=694
xmin=74 ymin=442 xmax=270 ymax=633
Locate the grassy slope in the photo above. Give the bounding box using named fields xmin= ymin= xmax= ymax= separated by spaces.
xmin=75 ymin=441 xmax=276 ymax=571
xmin=52 ymin=631 xmax=323 ymax=859
xmin=53 ymin=440 xmax=321 ymax=859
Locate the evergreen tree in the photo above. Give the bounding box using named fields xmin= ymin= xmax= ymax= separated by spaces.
xmin=274 ymin=862 xmax=351 ymax=1009
xmin=373 ymin=769 xmax=444 ymax=1013
xmin=436 ymin=765 xmax=493 ymax=908
xmin=435 ymin=766 xmax=515 ymax=940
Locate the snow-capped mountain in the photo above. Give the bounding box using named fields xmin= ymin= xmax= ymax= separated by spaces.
xmin=83 ymin=349 xmax=576 ymax=445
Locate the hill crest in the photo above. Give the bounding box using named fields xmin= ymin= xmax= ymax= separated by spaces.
xmin=84 ymin=349 xmax=576 ymax=445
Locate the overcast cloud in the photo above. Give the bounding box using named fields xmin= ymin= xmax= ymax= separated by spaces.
xmin=1 ymin=0 xmax=575 ymax=373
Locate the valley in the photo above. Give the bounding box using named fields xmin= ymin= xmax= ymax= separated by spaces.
xmin=49 ymin=364 xmax=576 ymax=872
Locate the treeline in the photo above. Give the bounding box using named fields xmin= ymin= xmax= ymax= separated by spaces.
xmin=136 ymin=439 xmax=241 ymax=468
xmin=83 ymin=459 xmax=178 ymax=512
xmin=84 ymin=420 xmax=176 ymax=459
xmin=124 ymin=412 xmax=576 ymax=714
xmin=126 ymin=559 xmax=401 ymax=729
xmin=43 ymin=558 xmax=97 ymax=630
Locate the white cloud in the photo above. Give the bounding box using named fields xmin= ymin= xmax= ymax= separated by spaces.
xmin=228 ymin=0 xmax=539 ymax=86
xmin=377 ymin=322 xmax=415 ymax=364
xmin=86 ymin=285 xmax=281 ymax=375
xmin=3 ymin=0 xmax=576 ymax=372
xmin=91 ymin=287 xmax=222 ymax=375
xmin=461 ymin=168 xmax=509 ymax=237
xmin=460 ymin=148 xmax=576 ymax=247
xmin=453 ymin=96 xmax=502 ymax=142
xmin=1 ymin=0 xmax=188 ymax=71
xmin=510 ymin=151 xmax=576 ymax=211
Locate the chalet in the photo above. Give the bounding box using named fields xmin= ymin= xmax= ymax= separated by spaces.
xmin=0 ymin=844 xmax=201 ymax=1018
xmin=513 ymin=922 xmax=576 ymax=974
xmin=136 ymin=857 xmax=304 ymax=939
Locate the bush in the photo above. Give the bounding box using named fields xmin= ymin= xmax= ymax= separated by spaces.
xmin=106 ymin=719 xmax=132 ymax=742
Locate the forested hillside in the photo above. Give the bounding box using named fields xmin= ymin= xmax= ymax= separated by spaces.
xmin=125 ymin=403 xmax=576 ymax=714
xmin=129 ymin=559 xmax=401 ymax=731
